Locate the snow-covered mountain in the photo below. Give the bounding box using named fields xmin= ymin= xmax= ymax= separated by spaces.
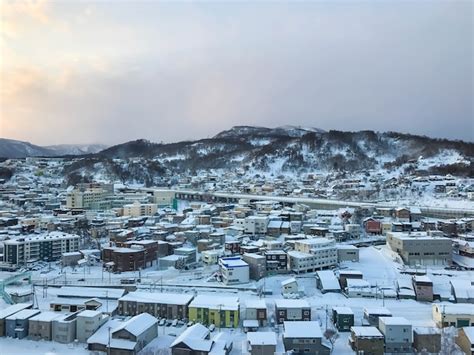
xmin=61 ymin=126 xmax=473 ymax=185
xmin=0 ymin=138 xmax=107 ymax=158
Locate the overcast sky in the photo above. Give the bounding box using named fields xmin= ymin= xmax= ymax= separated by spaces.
xmin=1 ymin=0 xmax=472 ymax=145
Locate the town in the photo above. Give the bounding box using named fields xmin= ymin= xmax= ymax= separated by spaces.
xmin=0 ymin=155 xmax=473 ymax=355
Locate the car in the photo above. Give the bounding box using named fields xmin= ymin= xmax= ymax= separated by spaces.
xmin=172 ymin=319 xmax=178 ymax=327
xmin=208 ymin=324 xmax=216 ymax=332
xmin=159 ymin=319 xmax=166 ymax=326
xmin=187 ymin=321 xmax=194 ymax=327
xmin=166 ymin=320 xmax=172 ymax=327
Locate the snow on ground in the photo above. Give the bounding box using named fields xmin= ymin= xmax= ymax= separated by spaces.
xmin=0 ymin=338 xmax=89 ymax=355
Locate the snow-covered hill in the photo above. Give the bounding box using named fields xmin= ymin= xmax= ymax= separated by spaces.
xmin=0 ymin=139 xmax=107 ymax=158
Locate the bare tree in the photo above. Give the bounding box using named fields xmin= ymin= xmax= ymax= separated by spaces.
xmin=324 ymin=328 xmax=338 ymax=353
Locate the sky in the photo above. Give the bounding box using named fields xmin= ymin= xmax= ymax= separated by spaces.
xmin=0 ymin=0 xmax=472 ymax=146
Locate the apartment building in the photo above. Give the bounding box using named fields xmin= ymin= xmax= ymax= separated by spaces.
xmin=386 ymin=231 xmax=452 ymax=266
xmin=293 ymin=238 xmax=338 ymax=269
xmin=122 ymin=201 xmax=158 ymax=217
xmin=76 ymin=310 xmax=109 ymax=343
xmin=3 ymin=232 xmax=80 ymax=267
xmin=188 ymin=295 xmax=239 ymax=328
xmin=378 ymin=316 xmax=413 ymax=353
xmin=65 ymin=183 xmax=113 ymax=209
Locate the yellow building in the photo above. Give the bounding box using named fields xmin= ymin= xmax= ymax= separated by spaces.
xmin=432 ymin=304 xmax=474 ymax=328
xmin=188 ymin=295 xmax=239 ymax=328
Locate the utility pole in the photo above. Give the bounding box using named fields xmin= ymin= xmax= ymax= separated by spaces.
xmin=107 ymin=326 xmax=111 ymax=355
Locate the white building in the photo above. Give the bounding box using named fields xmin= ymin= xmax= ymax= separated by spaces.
xmin=219 ymin=257 xmax=250 ymax=284
xmin=243 ymin=216 xmax=268 ymax=235
xmin=76 ymin=310 xmax=108 ymax=343
xmin=293 ymin=238 xmax=338 ymax=269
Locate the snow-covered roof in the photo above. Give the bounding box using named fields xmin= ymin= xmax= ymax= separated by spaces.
xmin=119 ymin=291 xmax=194 ymax=305
xmin=281 ymin=277 xmax=297 ymax=286
xmin=29 ymin=311 xmax=61 ymax=322
xmin=247 ymin=332 xmax=277 ymax=346
xmin=245 ymin=299 xmax=266 ymax=309
xmin=57 ymin=286 xmax=125 ymax=299
xmin=189 ymin=295 xmax=239 ymax=311
xmin=112 ymin=313 xmax=157 ymax=337
xmin=274 ymin=299 xmax=310 ymax=309
xmin=0 ymin=303 xmax=32 ymax=319
xmin=170 ymin=323 xmax=212 ymax=351
xmin=316 ymin=270 xmax=341 ymax=291
xmin=6 ymin=309 xmax=40 ymax=320
xmin=364 ymin=307 xmax=392 ymax=316
xmin=351 ymin=326 xmax=383 ymax=337
xmin=332 ymin=306 xmax=354 ymax=315
xmin=78 ymin=310 xmax=102 ymax=318
xmin=462 ymin=327 xmax=474 ymax=344
xmin=284 ymin=321 xmax=322 ymax=338
xmin=434 ymin=303 xmax=474 ymax=315
xmin=379 ymin=316 xmax=411 ymax=326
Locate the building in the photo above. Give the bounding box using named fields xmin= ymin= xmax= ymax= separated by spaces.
xmin=287 ymin=250 xmax=320 ymax=273
xmin=332 ymin=307 xmax=354 ymax=332
xmin=118 ymin=292 xmax=194 ymax=320
xmin=413 ymin=327 xmax=441 ymax=354
xmin=432 ymin=303 xmax=474 ymax=328
xmin=363 ymin=307 xmax=392 ymax=327
xmin=246 ymin=332 xmax=277 ymax=355
xmin=188 ymin=295 xmax=239 ymax=328
xmin=66 ymin=183 xmax=113 ymax=209
xmin=378 ymin=316 xmax=413 ymax=353
xmin=244 ymin=216 xmax=268 ymax=235
xmin=5 ymin=309 xmax=40 ymax=339
xmin=294 ymin=238 xmax=338 ymax=269
xmin=0 ymin=303 xmax=32 ymax=336
xmin=349 ymin=326 xmax=384 ymax=355
xmin=386 ymin=231 xmax=452 ymax=266
xmin=244 ymin=299 xmax=267 ymax=327
xmin=102 ymin=246 xmax=146 ymax=272
xmin=413 ymin=275 xmax=434 ymax=302
xmin=264 ymin=250 xmax=288 ymax=273
xmin=274 ymin=299 xmax=311 ymax=324
xmin=219 ymin=257 xmax=249 ymax=285
xmin=450 ymin=279 xmax=474 ymax=303
xmin=456 ymin=327 xmax=474 ymax=355
xmin=170 ymin=323 xmax=213 ymax=354
xmin=242 ymin=253 xmax=266 ymax=280
xmin=316 ymin=270 xmax=341 ymax=293
xmin=52 ymin=313 xmax=78 ymax=343
xmin=281 ymin=277 xmax=299 ymax=295
xmin=337 ymin=245 xmax=359 ymax=262
xmin=3 ymin=232 xmax=80 ymax=267
xmin=28 ymin=311 xmax=61 ymax=340
xmin=76 ymin=310 xmax=108 ymax=343
xmin=87 ymin=314 xmax=158 ymax=355
xmin=122 ymin=201 xmax=158 ymax=217
xmin=283 ymin=321 xmax=331 ymax=355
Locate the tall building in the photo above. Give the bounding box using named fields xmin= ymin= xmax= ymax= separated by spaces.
xmin=65 ymin=183 xmax=114 ymax=209
xmin=3 ymin=232 xmax=80 ymax=267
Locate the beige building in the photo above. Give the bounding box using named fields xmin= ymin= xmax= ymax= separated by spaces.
xmin=66 ymin=183 xmax=113 ymax=209
xmin=153 ymin=189 xmax=176 ymax=207
xmin=432 ymin=304 xmax=474 ymax=328
xmin=387 ymin=231 xmax=452 ymax=266
xmin=122 ymin=201 xmax=158 ymax=217
xmin=456 ymin=327 xmax=474 ymax=355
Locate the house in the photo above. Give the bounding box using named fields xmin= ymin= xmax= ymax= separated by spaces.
xmin=28 ymin=311 xmax=61 ymax=340
xmin=274 ymin=299 xmax=311 ymax=324
xmin=349 ymin=326 xmax=384 ymax=355
xmin=188 ymin=295 xmax=239 ymax=328
xmin=364 ymin=217 xmax=382 ymax=234
xmin=219 ymin=256 xmax=249 ymax=285
xmin=202 ymin=249 xmax=223 ymax=265
xmin=456 ymin=326 xmax=474 ymax=355
xmin=413 ymin=327 xmax=441 ymax=354
xmin=338 ymin=270 xmax=363 ymax=288
xmin=396 ymin=278 xmax=416 ymax=299
xmin=0 ymin=303 xmax=32 ymax=336
xmin=378 ymin=316 xmax=413 ymax=353
xmin=88 ymin=313 xmax=158 ymax=355
xmin=332 ymin=307 xmax=354 ymax=332
xmin=118 ymin=291 xmax=194 ymax=320
xmin=363 ymin=307 xmax=392 ymax=327
xmin=52 ymin=312 xmax=78 ymax=343
xmin=413 ymin=275 xmax=434 ymax=302
xmin=242 ymin=253 xmax=266 ymax=280
xmin=50 ymin=297 xmax=103 ymax=313
xmin=450 ymin=279 xmax=474 ymax=303
xmin=245 ymin=299 xmax=267 ymax=327
xmin=281 ymin=277 xmax=298 ymax=296
xmin=245 ymin=332 xmax=277 ymax=355
xmin=283 ymin=321 xmax=331 ymax=355
xmin=76 ymin=310 xmax=108 ymax=343
xmin=432 ymin=303 xmax=474 ymax=328
xmin=316 ymin=270 xmax=341 ymax=293
xmin=345 ymin=278 xmax=372 ymax=298
xmin=5 ymin=309 xmax=40 ymax=338
xmin=170 ymin=323 xmax=212 ymax=354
